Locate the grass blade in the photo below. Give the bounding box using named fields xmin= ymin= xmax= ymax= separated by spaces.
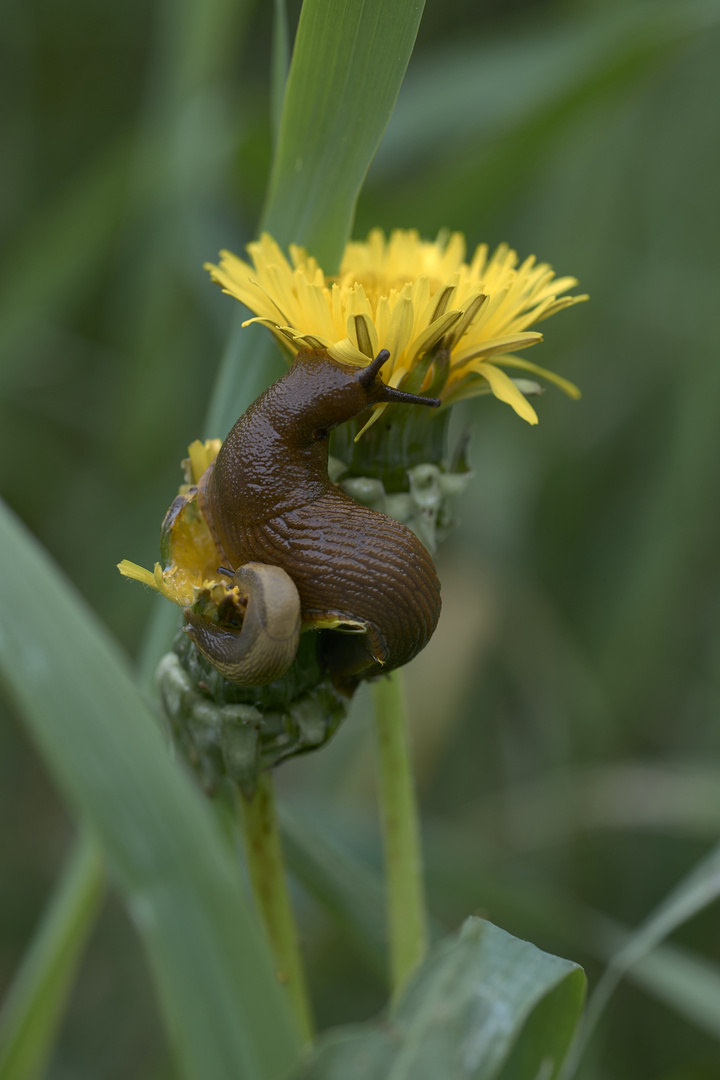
xmin=373 ymin=1 xmax=720 ymax=175
xmin=271 ymin=0 xmax=291 ymax=145
xmin=279 ymin=805 xmax=388 ymax=978
xmin=263 ymin=0 xmax=426 ymax=270
xmin=562 ymin=841 xmax=720 ymax=1077
xmin=0 ymin=499 xmax=300 ymax=1080
xmin=360 ymin=0 xmax=720 ymax=229
xmin=205 ymin=0 xmax=428 ymax=443
xmin=0 ymin=136 xmax=130 ymax=380
xmin=629 ymin=942 xmax=720 ymax=1042
xmin=0 ymin=830 xmax=103 ymax=1080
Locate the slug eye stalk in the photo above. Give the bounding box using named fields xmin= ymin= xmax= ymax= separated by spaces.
xmin=356 ymin=349 xmax=391 ymax=386
xmin=358 ymin=350 xmax=441 ymax=409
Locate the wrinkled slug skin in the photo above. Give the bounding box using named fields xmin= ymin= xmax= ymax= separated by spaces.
xmin=198 ymin=349 xmax=442 ymax=690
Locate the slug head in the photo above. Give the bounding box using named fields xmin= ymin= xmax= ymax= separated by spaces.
xmin=291 ymin=348 xmax=440 ymax=433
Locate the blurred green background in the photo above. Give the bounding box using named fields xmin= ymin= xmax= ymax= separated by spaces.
xmin=2 ymin=0 xmax=720 ymax=1076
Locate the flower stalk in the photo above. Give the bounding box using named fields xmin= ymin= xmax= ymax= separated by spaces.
xmin=372 ymin=669 xmax=429 ymax=996
xmin=237 ymin=774 xmax=314 ymax=1045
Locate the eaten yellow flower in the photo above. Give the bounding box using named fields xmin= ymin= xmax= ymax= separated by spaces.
xmin=118 ymin=439 xmax=237 ymax=614
xmin=206 ymin=228 xmax=586 ymax=427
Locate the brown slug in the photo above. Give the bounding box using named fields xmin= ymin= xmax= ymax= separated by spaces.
xmin=185 ymin=348 xmax=442 ymax=693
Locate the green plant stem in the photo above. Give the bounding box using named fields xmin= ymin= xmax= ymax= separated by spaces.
xmin=373 ymin=669 xmax=429 ymax=996
xmin=238 ymin=773 xmax=314 ymax=1046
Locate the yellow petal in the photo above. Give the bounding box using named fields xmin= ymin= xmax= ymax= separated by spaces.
xmin=533 ymin=294 xmax=589 ymax=323
xmin=439 ymin=231 xmax=466 ymax=274
xmin=409 ymin=277 xmax=431 ymax=334
xmin=296 ymin=280 xmax=337 ymax=339
xmin=352 ymin=366 xmax=408 ymax=442
xmin=452 ymin=332 xmax=543 ymax=368
xmin=466 ymin=285 xmax=509 ymax=338
xmin=475 ymin=362 xmax=539 ymax=425
xmin=351 ymin=283 xmax=374 ymax=318
xmin=439 ymin=373 xmax=493 ymax=409
xmin=328 ymin=338 xmax=370 ymax=366
xmin=353 ymin=403 xmax=389 ymax=442
xmin=294 ymin=333 xmax=332 ymax=351
xmin=241 ymin=319 xmax=302 ymax=353
xmin=347 ymin=312 xmax=379 ymax=358
xmin=492 ymin=354 xmax=581 ymax=399
xmin=533 ymin=275 xmax=579 ymax=301
xmin=420 ymin=283 xmax=457 ymax=327
xmin=409 ymin=309 xmax=463 ymax=362
xmin=384 ymin=291 xmax=415 ymax=374
xmin=187 ymin=439 xmax=220 ymax=484
xmin=445 ymin=292 xmax=487 ymax=348
xmin=117 ymin=560 xmax=159 ymax=589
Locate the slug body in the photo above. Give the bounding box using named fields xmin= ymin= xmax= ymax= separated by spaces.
xmin=192 ymin=348 xmax=442 ymax=691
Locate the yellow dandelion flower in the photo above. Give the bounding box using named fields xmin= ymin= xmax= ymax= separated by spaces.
xmin=205 ymin=228 xmax=586 ymax=428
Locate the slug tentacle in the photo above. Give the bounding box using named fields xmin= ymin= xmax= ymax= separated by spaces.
xmin=183 ymin=562 xmax=301 ymax=686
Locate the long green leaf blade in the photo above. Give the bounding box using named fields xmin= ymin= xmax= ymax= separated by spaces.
xmin=562 ymin=841 xmax=720 ymax=1077
xmin=262 ymin=0 xmax=426 ymax=271
xmin=0 ymin=830 xmax=103 ymax=1080
xmin=629 ymin=942 xmax=720 ymax=1042
xmin=209 ymin=0 xmax=426 ymax=438
xmin=0 ymin=499 xmax=299 ymax=1080
xmin=271 ymin=0 xmax=291 ymax=145
xmin=298 ymin=917 xmax=585 ymax=1079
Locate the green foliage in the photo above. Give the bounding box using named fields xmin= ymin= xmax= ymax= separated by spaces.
xmin=298 ymin=918 xmax=585 ymax=1080
xmin=565 ymin=842 xmax=720 ymax=1076
xmin=628 ymin=943 xmax=720 ymax=1045
xmin=2 ymin=0 xmax=720 ymax=1077
xmin=0 ymin=833 xmax=103 ymax=1080
xmin=279 ymin=804 xmax=388 ymax=978
xmin=0 ymin=499 xmax=300 ymax=1080
xmin=358 ymin=0 xmax=720 ymax=231
xmin=0 ymin=2 xmax=434 ymax=1077
xmin=263 ymin=0 xmax=426 ymax=271
xmin=271 ymin=0 xmax=291 ymax=145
